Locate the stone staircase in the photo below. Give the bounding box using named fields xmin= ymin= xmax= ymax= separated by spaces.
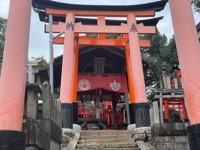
xmin=75 ymin=130 xmax=141 ymax=150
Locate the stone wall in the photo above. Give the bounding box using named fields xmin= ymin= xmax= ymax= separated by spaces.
xmin=23 ymin=84 xmax=62 ymax=150
xmin=153 ymin=135 xmax=189 ymax=150
xmin=151 ymin=123 xmax=190 ymax=150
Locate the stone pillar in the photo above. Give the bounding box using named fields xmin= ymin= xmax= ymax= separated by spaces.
xmin=127 ymin=14 xmax=150 ymax=127
xmin=72 ymin=37 xmax=79 ymax=124
xmin=169 ymin=0 xmax=200 ymax=149
xmin=0 ymin=0 xmax=31 ymax=149
xmin=26 ymin=84 xmax=42 ymax=120
xmin=42 ymin=84 xmax=52 ymax=119
xmin=27 ymin=60 xmax=41 ymax=84
xmin=60 ymin=13 xmax=75 ymax=128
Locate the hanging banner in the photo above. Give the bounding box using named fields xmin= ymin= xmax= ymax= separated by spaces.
xmin=77 ymin=74 xmax=128 ymax=93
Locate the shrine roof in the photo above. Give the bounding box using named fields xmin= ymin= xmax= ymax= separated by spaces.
xmin=32 ymin=0 xmax=167 ymax=12
xmin=37 ymin=10 xmax=163 ymax=26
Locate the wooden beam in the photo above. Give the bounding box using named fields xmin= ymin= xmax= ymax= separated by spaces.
xmin=45 ymin=22 xmax=156 ymax=34
xmin=53 ymin=36 xmax=151 ymax=48
xmin=103 ymin=47 xmax=125 ymax=58
xmin=75 ymin=22 xmax=156 ymax=34
xmin=79 ymin=47 xmax=99 ymax=55
xmin=46 ymin=8 xmax=155 ymax=17
xmin=45 ymin=22 xmax=65 ymax=33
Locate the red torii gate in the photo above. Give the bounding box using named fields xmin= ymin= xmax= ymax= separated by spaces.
xmin=0 ymin=0 xmax=200 ymax=149
xmin=44 ymin=8 xmax=156 ymax=129
xmin=47 ymin=31 xmax=152 ymax=126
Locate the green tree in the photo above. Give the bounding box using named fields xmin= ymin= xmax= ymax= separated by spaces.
xmin=86 ymin=33 xmax=122 ymax=39
xmin=192 ymin=0 xmax=200 ymax=12
xmin=86 ymin=33 xmax=98 ymax=38
xmin=0 ymin=17 xmax=7 ymax=53
xmin=141 ymin=31 xmax=178 ymax=86
xmin=141 ymin=31 xmax=168 ymax=85
xmin=160 ymin=36 xmax=179 ymax=68
xmin=32 ymin=56 xmax=48 ymax=67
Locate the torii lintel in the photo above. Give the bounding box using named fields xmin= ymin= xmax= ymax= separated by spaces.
xmin=53 ymin=36 xmax=151 ymax=48
xmin=45 ymin=22 xmax=156 ymax=34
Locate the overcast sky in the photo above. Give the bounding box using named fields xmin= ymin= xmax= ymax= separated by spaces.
xmin=0 ymin=0 xmax=200 ymax=61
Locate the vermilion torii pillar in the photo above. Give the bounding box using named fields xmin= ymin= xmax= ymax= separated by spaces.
xmin=72 ymin=37 xmax=79 ymax=124
xmin=60 ymin=13 xmax=75 ymax=128
xmin=125 ymin=39 xmax=135 ymax=104
xmin=127 ymin=14 xmax=150 ymax=127
xmin=125 ymin=36 xmax=136 ymax=125
xmin=0 ymin=0 xmax=31 ymax=149
xmin=169 ymin=0 xmax=200 ymax=149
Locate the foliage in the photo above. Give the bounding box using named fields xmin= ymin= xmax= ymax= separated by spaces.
xmin=160 ymin=36 xmax=179 ymax=68
xmin=106 ymin=34 xmax=122 ymax=39
xmin=86 ymin=33 xmax=122 ymax=39
xmin=141 ymin=31 xmax=179 ymax=86
xmin=32 ymin=56 xmax=49 ymax=67
xmin=54 ymin=88 xmax=60 ymax=98
xmin=86 ymin=33 xmax=98 ymax=38
xmin=37 ymin=57 xmax=48 ymax=67
xmin=0 ymin=17 xmax=7 ymax=53
xmin=192 ymin=0 xmax=200 ymax=12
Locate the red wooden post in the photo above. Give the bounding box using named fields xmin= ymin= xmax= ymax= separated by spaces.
xmin=127 ymin=14 xmax=150 ymax=127
xmin=169 ymin=0 xmax=200 ymax=149
xmin=60 ymin=13 xmax=75 ymax=128
xmin=72 ymin=35 xmax=79 ymax=124
xmin=0 ymin=0 xmax=32 ymax=149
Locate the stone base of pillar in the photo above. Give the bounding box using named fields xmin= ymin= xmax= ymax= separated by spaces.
xmin=187 ymin=123 xmax=200 ymax=150
xmin=0 ymin=130 xmax=26 ymax=150
xmin=129 ymin=103 xmax=150 ymax=127
xmin=61 ymin=103 xmax=73 ymax=129
xmin=72 ymin=102 xmax=78 ymax=124
xmin=135 ymin=103 xmax=150 ymax=127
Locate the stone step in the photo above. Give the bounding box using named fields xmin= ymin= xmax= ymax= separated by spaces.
xmin=80 ymin=134 xmax=133 ymax=140
xmin=78 ymin=138 xmax=135 ymax=144
xmin=80 ymin=130 xmax=134 ymax=136
xmin=75 ymin=148 xmax=140 ymax=150
xmin=76 ymin=130 xmax=141 ymax=149
xmin=76 ymin=142 xmax=138 ymax=149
